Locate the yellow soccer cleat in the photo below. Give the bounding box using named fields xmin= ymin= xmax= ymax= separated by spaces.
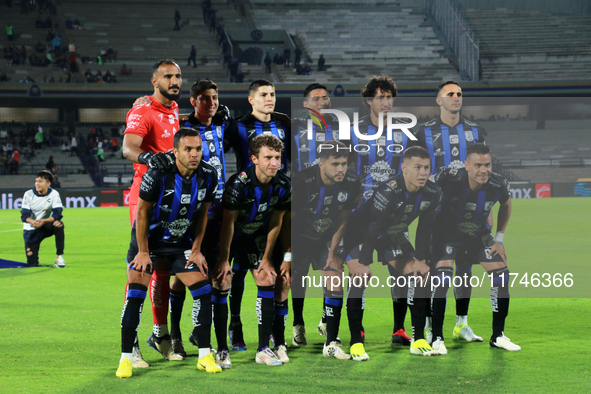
xmin=350 ymin=342 xmax=369 ymax=361
xmin=197 ymin=353 xmax=222 ymax=373
xmin=116 ymin=358 xmax=133 ymax=378
xmin=410 ymin=339 xmax=438 ymax=356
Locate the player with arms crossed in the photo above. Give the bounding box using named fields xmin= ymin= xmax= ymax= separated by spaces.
xmin=123 ymin=59 xmax=186 ymax=364
xmin=411 ymin=81 xmax=488 ymax=344
xmin=116 ymin=128 xmax=220 ymax=378
xmin=20 ymin=170 xmax=65 ymax=268
xmin=430 ymin=143 xmax=520 ymax=355
xmin=343 ymin=146 xmax=442 ymax=359
xmin=212 ymin=135 xmax=291 ymax=365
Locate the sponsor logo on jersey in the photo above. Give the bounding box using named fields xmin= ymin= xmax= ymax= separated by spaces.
xmin=420 ymin=201 xmax=430 ymax=211
xmin=238 ymin=172 xmax=248 ymax=183
xmin=324 ymin=196 xmax=333 ymax=205
xmin=204 ymin=131 xmax=213 ymax=140
xmin=312 ymin=218 xmax=332 ymax=234
xmin=247 ymin=129 xmax=256 ymax=137
xmin=209 ymin=142 xmax=216 ymax=152
xmin=366 ymin=160 xmax=395 ymax=183
xmin=168 ymin=114 xmax=175 ymax=124
xmin=254 ymin=214 xmax=263 ymax=221
xmin=450 ymin=135 xmax=459 ymax=144
xmin=322 ymin=207 xmax=330 ymax=215
xmin=465 ymin=202 xmax=477 ymax=210
xmin=163 ymin=189 xmax=174 ymax=197
xmin=207 ymin=156 xmax=223 ymax=181
xmin=363 ymin=189 xmax=374 ymax=201
xmin=179 ymin=207 xmax=187 ymax=215
xmin=278 ymin=129 xmax=285 ymax=139
xmin=432 ymin=133 xmax=441 ymax=142
xmin=464 ymin=212 xmax=472 ymax=219
xmin=216 ymin=126 xmax=223 ymax=139
xmin=449 ymin=160 xmax=464 ymax=170
xmin=240 ymin=222 xmax=263 ymax=234
xmin=316 ymin=133 xmax=325 ymax=142
xmin=258 ymin=202 xmax=267 ymax=212
xmin=404 ymin=204 xmax=413 ymax=212
xmin=387 ymin=180 xmax=397 ymax=189
xmin=181 ymin=194 xmax=191 ymax=204
xmin=162 ymin=218 xmax=191 ymax=237
xmin=271 ymin=196 xmax=278 ymax=205
xmin=337 ymin=192 xmax=348 ymax=202
xmin=401 ymin=215 xmax=408 ymax=221
xmin=434 ymin=148 xmax=444 ymax=157
xmin=161 ymin=129 xmax=171 ymax=138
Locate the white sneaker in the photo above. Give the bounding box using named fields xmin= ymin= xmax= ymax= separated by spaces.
xmin=432 ymin=337 xmax=448 ymax=355
xmin=132 ymin=344 xmax=149 ymax=368
xmin=54 ymin=256 xmax=66 ymax=268
xmin=255 ymin=347 xmax=283 ymax=366
xmin=292 ymin=324 xmax=307 ymax=346
xmin=216 ymin=350 xmax=232 ymax=369
xmin=323 ymin=341 xmax=351 ymax=360
xmin=490 ymin=333 xmax=521 ymax=351
xmin=317 ymin=321 xmax=327 ymax=336
xmin=274 ymin=344 xmax=289 ymax=363
xmin=453 ymin=324 xmax=483 ymax=342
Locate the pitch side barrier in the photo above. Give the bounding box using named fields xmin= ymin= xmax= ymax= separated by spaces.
xmin=290 ymin=97 xmax=590 ymax=299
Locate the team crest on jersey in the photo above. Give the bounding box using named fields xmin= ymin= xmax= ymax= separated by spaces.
xmin=209 ymin=142 xmax=216 ymax=153
xmin=452 ymin=147 xmax=459 ymax=156
xmin=216 ymin=126 xmax=222 ymax=139
xmin=324 ymin=196 xmax=333 ymax=205
xmin=484 ymin=202 xmax=494 ymax=211
xmin=316 ymin=133 xmax=325 ymax=142
xmin=465 ymin=130 xmax=474 ymax=142
xmin=419 ymin=201 xmax=430 ymax=211
xmin=278 ymin=129 xmax=285 ymax=139
xmin=337 ymin=192 xmax=348 ymax=202
xmin=168 ymin=114 xmax=175 ymax=124
xmin=450 ymin=135 xmax=459 ymax=144
xmin=198 ymin=189 xmax=206 ymax=200
xmin=446 ymin=246 xmax=453 ymax=255
xmin=393 ymin=132 xmax=403 ymax=144
xmin=387 ymin=180 xmax=397 ymax=189
xmin=238 ymin=172 xmax=248 ymax=183
xmin=258 ymin=203 xmax=267 ymax=212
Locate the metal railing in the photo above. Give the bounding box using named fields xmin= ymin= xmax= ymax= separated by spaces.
xmin=426 ymin=0 xmax=480 ymax=81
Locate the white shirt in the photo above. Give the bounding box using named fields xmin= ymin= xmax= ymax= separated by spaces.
xmin=21 ymin=188 xmax=64 ymax=231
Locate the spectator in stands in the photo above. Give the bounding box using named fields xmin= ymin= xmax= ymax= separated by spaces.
xmin=45 ymin=155 xmax=56 ymax=174
xmin=36 ymin=16 xmax=44 ymax=28
xmin=6 ymin=24 xmax=14 ymax=41
xmin=317 ymin=54 xmax=326 ymax=71
xmin=188 ymin=45 xmax=197 ymax=68
xmin=46 ymin=29 xmax=55 ymax=43
xmin=294 ymin=45 xmax=302 ymax=67
xmin=65 ymin=17 xmax=73 ymax=29
xmin=103 ymin=70 xmax=114 ymax=83
xmin=73 ymin=19 xmax=82 ymax=30
xmin=52 ymin=35 xmax=62 ymax=56
xmin=19 ymin=45 xmax=26 ymax=64
xmin=85 ymin=69 xmax=95 ymax=83
xmin=174 ymin=9 xmax=181 ymax=31
xmin=229 ymin=58 xmax=239 ymax=81
xmin=35 ymin=41 xmax=45 ymax=53
xmin=60 ymin=139 xmax=69 ymax=152
xmin=0 ymin=73 xmax=7 ymax=82
xmin=70 ymin=133 xmax=77 ymax=156
xmin=106 ymin=46 xmax=116 ymax=62
xmin=273 ymin=52 xmax=280 ymax=65
xmin=235 ymin=68 xmax=244 ymax=83
xmin=11 ymin=148 xmax=19 ymax=174
xmin=52 ymin=175 xmax=61 ymax=188
xmin=264 ymin=52 xmax=272 ymax=73
xmin=49 ymin=76 xmax=55 ymax=83
xmin=283 ymin=47 xmax=291 ymax=67
xmin=43 ymin=15 xmax=52 ymax=29
xmin=120 ymin=63 xmax=132 ymax=76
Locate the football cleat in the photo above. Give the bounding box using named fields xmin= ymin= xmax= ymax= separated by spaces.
xmin=425 ymin=327 xmax=433 ymax=345
xmin=229 ymin=324 xmax=247 ymax=351
xmin=147 ymin=333 xmax=183 ymax=361
xmin=432 ymin=336 xmax=448 ymax=355
xmin=323 ymin=341 xmax=351 ymax=360
xmin=116 ymin=358 xmax=133 ymax=378
xmin=317 ymin=321 xmax=341 ymax=343
xmin=391 ymin=328 xmax=412 ymax=346
xmin=171 ymin=339 xmax=187 ymax=357
xmin=216 ymin=350 xmax=232 ymax=369
xmin=490 ymin=333 xmax=521 ymax=351
xmin=132 ymin=343 xmax=149 ymax=368
xmin=292 ymin=324 xmax=307 ymax=346
xmin=350 ymin=343 xmax=369 ymax=361
xmin=255 ymin=347 xmax=283 ymax=366
xmin=197 ymin=353 xmax=222 ymax=373
xmin=54 ymin=256 xmax=66 ymax=268
xmin=274 ymin=345 xmax=289 ymax=363
xmin=453 ymin=324 xmax=483 ymax=342
xmin=410 ymin=339 xmax=438 ymax=356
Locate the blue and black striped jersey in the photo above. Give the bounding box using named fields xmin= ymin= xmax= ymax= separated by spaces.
xmin=136 ymin=162 xmax=218 ymax=251
xmin=434 ymin=167 xmax=510 ymax=240
xmin=411 ymin=116 xmax=485 ymax=175
xmin=291 ymin=116 xmax=341 ymax=173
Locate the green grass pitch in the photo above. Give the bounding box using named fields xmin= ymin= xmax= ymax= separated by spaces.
xmin=0 ymin=198 xmax=590 ymax=393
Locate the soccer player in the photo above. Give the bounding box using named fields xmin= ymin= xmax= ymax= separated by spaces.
xmin=116 ymin=128 xmax=220 ymax=378
xmin=291 ymin=140 xmax=361 ymax=359
xmin=167 ymin=79 xmax=233 ymax=366
xmin=411 ymin=81 xmax=487 ymax=344
xmin=122 ymin=59 xmax=182 ymax=365
xmin=430 ymin=143 xmax=520 ymax=354
xmin=224 ymin=80 xmax=291 ymax=351
xmin=20 ymin=170 xmax=65 ymax=268
xmin=343 ymin=146 xmax=442 ymax=359
xmin=350 ymin=75 xmax=415 ymax=347
xmin=212 ymin=135 xmax=291 ymax=366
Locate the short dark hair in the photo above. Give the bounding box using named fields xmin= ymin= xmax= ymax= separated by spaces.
xmin=36 ymin=170 xmax=54 ymax=183
xmin=248 ymin=79 xmax=274 ymax=96
xmin=436 ymin=81 xmax=460 ymax=96
xmin=174 ymin=127 xmax=200 ymax=150
xmin=319 ymin=140 xmax=348 ymax=160
xmin=403 ymin=146 xmax=431 ymax=162
xmin=466 ymin=143 xmax=490 ymax=158
xmin=152 ymin=59 xmax=179 ymax=75
xmin=249 ymin=134 xmax=283 ymax=158
xmin=190 ymin=79 xmax=218 ymax=99
xmin=304 ymin=83 xmax=328 ymax=98
xmin=362 ymin=75 xmax=397 ymax=99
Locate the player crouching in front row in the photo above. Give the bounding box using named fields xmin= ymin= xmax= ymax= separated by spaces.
xmin=117 ymin=128 xmax=220 ymax=378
